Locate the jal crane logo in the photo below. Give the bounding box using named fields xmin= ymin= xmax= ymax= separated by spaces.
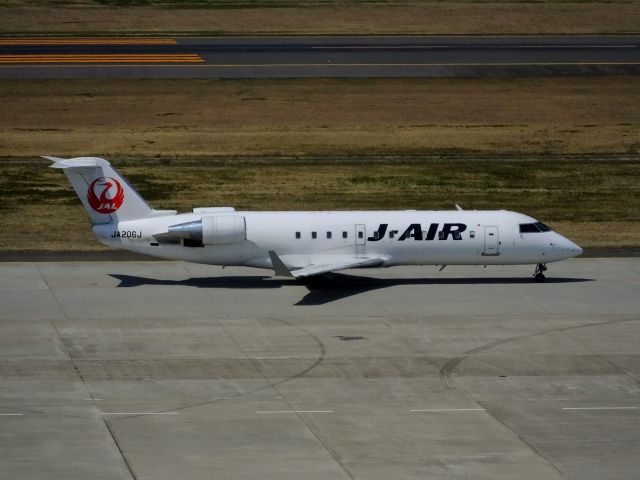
xmin=87 ymin=177 xmax=124 ymax=214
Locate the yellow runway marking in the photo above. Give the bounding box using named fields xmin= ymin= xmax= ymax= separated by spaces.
xmin=0 ymin=38 xmax=176 ymax=45
xmin=0 ymin=54 xmax=203 ymax=64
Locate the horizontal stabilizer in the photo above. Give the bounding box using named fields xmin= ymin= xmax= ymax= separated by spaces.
xmin=44 ymin=156 xmax=105 ymax=169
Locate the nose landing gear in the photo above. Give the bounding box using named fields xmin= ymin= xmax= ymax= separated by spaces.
xmin=534 ymin=263 xmax=548 ymax=283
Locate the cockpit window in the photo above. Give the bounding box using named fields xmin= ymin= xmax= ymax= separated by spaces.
xmin=520 ymin=223 xmax=540 ymax=233
xmin=520 ymin=222 xmax=553 ymax=233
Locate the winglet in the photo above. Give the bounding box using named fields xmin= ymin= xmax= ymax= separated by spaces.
xmin=268 ymin=251 xmax=293 ymax=277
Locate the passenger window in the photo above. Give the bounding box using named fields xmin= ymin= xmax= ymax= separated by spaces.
xmin=358 ymin=231 xmax=364 ymax=239
xmin=342 ymin=231 xmax=348 ymax=239
xmin=312 ymin=232 xmax=317 ymax=239
xmin=326 ymin=232 xmax=332 ymax=239
xmin=470 ymin=231 xmax=475 ymax=238
xmin=295 ymin=232 xmax=301 ymax=239
xmin=389 ymin=231 xmax=395 ymax=239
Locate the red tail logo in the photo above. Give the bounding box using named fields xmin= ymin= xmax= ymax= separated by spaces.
xmin=87 ymin=177 xmax=124 ymax=214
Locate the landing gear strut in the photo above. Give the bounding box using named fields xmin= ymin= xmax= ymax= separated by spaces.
xmin=534 ymin=263 xmax=547 ymax=283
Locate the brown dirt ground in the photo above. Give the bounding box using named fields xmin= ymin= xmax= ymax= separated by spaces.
xmin=1 ymin=77 xmax=639 ymax=158
xmin=1 ymin=3 xmax=639 ymax=35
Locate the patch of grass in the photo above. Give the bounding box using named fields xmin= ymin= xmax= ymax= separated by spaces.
xmin=122 ymin=173 xmax=180 ymax=200
xmin=1 ymin=2 xmax=639 ymax=35
xmin=0 ymin=166 xmax=77 ymax=207
xmin=0 ymin=155 xmax=638 ymax=251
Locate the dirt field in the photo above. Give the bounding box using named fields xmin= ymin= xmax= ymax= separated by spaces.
xmin=1 ymin=2 xmax=639 ymax=35
xmin=1 ymin=78 xmax=638 ymax=158
xmin=1 ymin=156 xmax=638 ymax=252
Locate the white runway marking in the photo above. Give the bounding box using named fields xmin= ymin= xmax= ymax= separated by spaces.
xmin=311 ymin=45 xmax=637 ymax=50
xmin=253 ymin=356 xmax=316 ymax=359
xmin=562 ymin=406 xmax=637 ymax=411
xmin=0 ymin=413 xmax=24 ymax=416
xmin=256 ymin=410 xmax=334 ymax=414
xmin=101 ymin=412 xmax=178 ymax=415
xmin=410 ymin=408 xmax=486 ymax=412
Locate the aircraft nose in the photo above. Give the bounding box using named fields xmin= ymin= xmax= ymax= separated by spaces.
xmin=554 ymin=235 xmax=583 ymax=257
xmin=573 ymin=242 xmax=584 ymax=257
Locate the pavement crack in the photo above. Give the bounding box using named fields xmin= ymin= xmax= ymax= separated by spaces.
xmin=104 ymin=420 xmax=139 ymax=480
xmin=439 ymin=315 xmax=640 ymax=388
xmin=438 ymin=315 xmax=640 ymax=480
xmin=113 ymin=315 xmax=327 ymax=420
xmin=35 ymin=263 xmax=137 ymax=479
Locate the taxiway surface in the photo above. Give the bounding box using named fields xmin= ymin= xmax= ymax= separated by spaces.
xmin=1 ymin=258 xmax=639 ymax=479
xmin=0 ymin=35 xmax=638 ymax=78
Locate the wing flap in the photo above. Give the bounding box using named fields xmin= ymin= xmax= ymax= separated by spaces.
xmin=291 ymin=257 xmax=385 ymax=278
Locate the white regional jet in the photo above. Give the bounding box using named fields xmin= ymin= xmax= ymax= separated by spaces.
xmin=47 ymin=156 xmax=582 ymax=282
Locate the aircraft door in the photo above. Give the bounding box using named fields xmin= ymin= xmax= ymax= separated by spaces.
xmin=355 ymin=224 xmax=366 ymax=254
xmin=483 ymin=226 xmax=500 ymax=256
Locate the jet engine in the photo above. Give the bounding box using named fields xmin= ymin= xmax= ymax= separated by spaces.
xmin=168 ymin=215 xmax=246 ymax=245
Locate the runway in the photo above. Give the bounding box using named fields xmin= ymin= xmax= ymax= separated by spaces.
xmin=0 ymin=35 xmax=638 ymax=78
xmin=1 ymin=258 xmax=639 ymax=479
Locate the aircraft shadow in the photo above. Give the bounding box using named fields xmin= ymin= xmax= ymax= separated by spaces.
xmin=109 ymin=273 xmax=593 ymax=306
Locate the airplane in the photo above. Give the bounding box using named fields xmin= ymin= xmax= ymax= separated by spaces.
xmin=46 ymin=156 xmax=583 ymax=283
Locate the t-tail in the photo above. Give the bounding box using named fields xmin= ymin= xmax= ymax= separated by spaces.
xmin=44 ymin=156 xmax=168 ymax=224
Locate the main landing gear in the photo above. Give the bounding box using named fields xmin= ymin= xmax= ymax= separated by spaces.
xmin=533 ymin=263 xmax=548 ymax=283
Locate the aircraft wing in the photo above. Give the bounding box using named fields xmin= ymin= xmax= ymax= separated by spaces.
xmin=269 ymin=252 xmax=385 ymax=278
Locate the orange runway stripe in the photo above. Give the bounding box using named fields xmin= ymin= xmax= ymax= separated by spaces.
xmin=0 ymin=54 xmax=203 ymax=64
xmin=0 ymin=38 xmax=176 ymax=45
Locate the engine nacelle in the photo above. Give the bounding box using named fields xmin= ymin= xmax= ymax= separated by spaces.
xmin=168 ymin=215 xmax=246 ymax=245
xmin=202 ymin=215 xmax=246 ymax=245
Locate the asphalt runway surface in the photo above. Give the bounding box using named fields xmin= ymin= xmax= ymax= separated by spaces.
xmin=1 ymin=258 xmax=639 ymax=479
xmin=0 ymin=35 xmax=638 ymax=78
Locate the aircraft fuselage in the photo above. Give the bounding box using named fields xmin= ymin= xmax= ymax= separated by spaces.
xmin=93 ymin=209 xmax=582 ymax=270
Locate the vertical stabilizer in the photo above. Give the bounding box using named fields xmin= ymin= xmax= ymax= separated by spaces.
xmin=45 ymin=156 xmax=153 ymax=224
